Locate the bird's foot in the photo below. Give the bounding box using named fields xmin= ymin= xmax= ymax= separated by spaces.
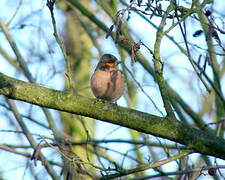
xmin=93 ymin=98 xmax=106 ymax=103
xmin=93 ymin=98 xmax=117 ymax=105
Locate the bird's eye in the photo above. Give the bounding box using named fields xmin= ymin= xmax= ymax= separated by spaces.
xmin=108 ymin=59 xmax=115 ymax=63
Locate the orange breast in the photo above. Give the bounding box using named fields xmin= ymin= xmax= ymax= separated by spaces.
xmin=91 ymin=69 xmax=125 ymax=101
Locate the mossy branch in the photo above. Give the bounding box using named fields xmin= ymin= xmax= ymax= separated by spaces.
xmin=1 ymin=72 xmax=225 ymax=160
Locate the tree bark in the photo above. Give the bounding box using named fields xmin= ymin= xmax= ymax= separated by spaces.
xmin=1 ymin=72 xmax=225 ymax=160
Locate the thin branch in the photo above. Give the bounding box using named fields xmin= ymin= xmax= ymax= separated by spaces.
xmin=98 ymin=150 xmax=193 ymax=179
xmin=1 ymin=139 xmax=184 ymax=150
xmin=124 ymin=65 xmax=164 ymax=116
xmin=7 ymin=0 xmax=23 ymax=26
xmin=130 ymin=165 xmax=225 ymax=180
xmin=174 ymin=5 xmax=212 ymax=93
xmin=46 ymin=0 xmax=73 ymax=89
xmin=0 ymin=145 xmax=61 ymax=167
xmin=0 ymin=20 xmax=35 ymax=82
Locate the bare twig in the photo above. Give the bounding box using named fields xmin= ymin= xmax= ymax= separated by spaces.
xmin=46 ymin=0 xmax=73 ymax=89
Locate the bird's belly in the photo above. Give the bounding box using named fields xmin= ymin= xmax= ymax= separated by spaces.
xmin=91 ymin=70 xmax=124 ymax=101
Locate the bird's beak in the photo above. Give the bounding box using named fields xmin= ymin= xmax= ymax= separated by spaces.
xmin=116 ymin=61 xmax=122 ymax=65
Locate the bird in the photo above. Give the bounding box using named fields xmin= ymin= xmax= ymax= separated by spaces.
xmin=91 ymin=54 xmax=125 ymax=102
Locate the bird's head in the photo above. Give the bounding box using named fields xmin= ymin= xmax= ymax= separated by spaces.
xmin=97 ymin=54 xmax=121 ymax=70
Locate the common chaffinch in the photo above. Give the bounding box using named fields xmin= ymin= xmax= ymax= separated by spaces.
xmin=91 ymin=54 xmax=125 ymax=102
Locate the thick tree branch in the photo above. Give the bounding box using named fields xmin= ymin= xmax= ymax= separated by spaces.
xmin=0 ymin=72 xmax=225 ymax=160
